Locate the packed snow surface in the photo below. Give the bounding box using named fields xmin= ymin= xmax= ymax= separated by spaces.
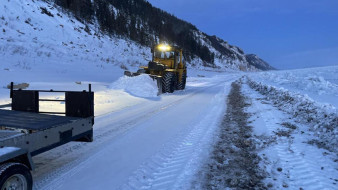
xmin=110 ymin=75 xmax=159 ymax=98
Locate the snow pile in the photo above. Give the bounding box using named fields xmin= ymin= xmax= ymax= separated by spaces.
xmin=110 ymin=75 xmax=158 ymax=98
xmin=246 ymin=77 xmax=338 ymax=153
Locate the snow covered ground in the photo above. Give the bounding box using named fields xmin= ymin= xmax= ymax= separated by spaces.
xmin=241 ymin=66 xmax=338 ymax=189
xmin=1 ymin=54 xmax=338 ymax=190
xmin=242 ymin=81 xmax=337 ymax=189
xmin=1 ymin=1 xmax=337 ymax=189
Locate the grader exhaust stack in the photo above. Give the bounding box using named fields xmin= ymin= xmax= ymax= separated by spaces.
xmin=124 ymin=44 xmax=187 ymax=94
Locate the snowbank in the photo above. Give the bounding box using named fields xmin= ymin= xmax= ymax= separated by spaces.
xmin=249 ymin=66 xmax=338 ymax=108
xmin=110 ymin=75 xmax=158 ymax=98
xmin=246 ymin=77 xmax=338 ymax=153
xmin=254 ymin=71 xmax=338 ymax=96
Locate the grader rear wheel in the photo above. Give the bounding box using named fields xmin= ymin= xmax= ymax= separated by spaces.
xmin=177 ymin=72 xmax=186 ymax=90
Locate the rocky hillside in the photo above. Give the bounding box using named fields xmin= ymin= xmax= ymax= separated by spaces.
xmin=246 ymin=54 xmax=275 ymax=71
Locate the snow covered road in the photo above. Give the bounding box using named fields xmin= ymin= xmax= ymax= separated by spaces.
xmin=32 ymin=74 xmax=239 ymax=189
xmin=1 ymin=66 xmax=337 ymax=189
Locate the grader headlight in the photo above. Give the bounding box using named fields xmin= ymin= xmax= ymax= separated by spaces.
xmin=158 ymin=44 xmax=171 ymax=52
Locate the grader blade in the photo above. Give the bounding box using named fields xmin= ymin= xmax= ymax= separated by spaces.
xmin=124 ymin=70 xmax=140 ymax=77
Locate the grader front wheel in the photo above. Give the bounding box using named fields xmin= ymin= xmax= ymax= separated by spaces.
xmin=162 ymin=72 xmax=176 ymax=93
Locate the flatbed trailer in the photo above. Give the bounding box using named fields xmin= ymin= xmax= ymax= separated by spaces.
xmin=0 ymin=83 xmax=94 ymax=190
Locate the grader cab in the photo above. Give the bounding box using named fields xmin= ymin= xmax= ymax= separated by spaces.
xmin=125 ymin=44 xmax=187 ymax=94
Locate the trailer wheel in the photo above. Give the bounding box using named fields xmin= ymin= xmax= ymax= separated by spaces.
xmin=162 ymin=72 xmax=175 ymax=93
xmin=177 ymin=72 xmax=186 ymax=90
xmin=0 ymin=163 xmax=32 ymax=190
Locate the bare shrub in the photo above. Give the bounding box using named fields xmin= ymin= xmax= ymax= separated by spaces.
xmin=40 ymin=7 xmax=54 ymax=17
xmin=120 ymin=64 xmax=128 ymax=70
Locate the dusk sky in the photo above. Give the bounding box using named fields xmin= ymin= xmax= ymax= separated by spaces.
xmin=147 ymin=0 xmax=338 ymax=69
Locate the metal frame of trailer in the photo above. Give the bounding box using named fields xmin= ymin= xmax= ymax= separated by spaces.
xmin=0 ymin=83 xmax=94 ymax=190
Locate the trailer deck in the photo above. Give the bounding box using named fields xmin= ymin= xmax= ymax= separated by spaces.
xmin=0 ymin=84 xmax=95 ymax=190
xmin=0 ymin=109 xmax=80 ymax=131
xmin=0 ymin=130 xmax=23 ymax=140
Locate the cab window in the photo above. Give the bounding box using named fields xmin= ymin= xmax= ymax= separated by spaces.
xmin=154 ymin=51 xmax=175 ymax=59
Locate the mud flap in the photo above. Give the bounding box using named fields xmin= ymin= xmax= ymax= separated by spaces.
xmin=149 ymin=75 xmax=163 ymax=96
xmin=156 ymin=76 xmax=163 ymax=96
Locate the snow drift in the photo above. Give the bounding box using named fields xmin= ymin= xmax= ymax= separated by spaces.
xmin=110 ymin=75 xmax=158 ymax=98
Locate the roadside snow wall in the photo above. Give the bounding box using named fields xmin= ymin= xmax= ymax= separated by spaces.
xmin=246 ymin=77 xmax=338 ymax=154
xmin=110 ymin=75 xmax=158 ymax=98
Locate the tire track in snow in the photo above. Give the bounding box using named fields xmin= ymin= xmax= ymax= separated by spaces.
xmin=247 ymin=84 xmax=337 ymax=190
xmin=274 ymin=143 xmax=336 ymax=189
xmin=35 ymin=87 xmax=208 ymax=189
xmin=120 ymin=84 xmax=228 ymax=190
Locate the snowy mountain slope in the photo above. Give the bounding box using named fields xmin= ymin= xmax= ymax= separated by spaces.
xmin=0 ymin=0 xmax=271 ymax=72
xmin=193 ymin=32 xmax=258 ymax=71
xmin=49 ymin=0 xmax=270 ymax=71
xmin=0 ymin=0 xmax=150 ymax=77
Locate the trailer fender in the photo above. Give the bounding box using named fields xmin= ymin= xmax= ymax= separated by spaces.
xmin=0 ymin=147 xmax=34 ymax=170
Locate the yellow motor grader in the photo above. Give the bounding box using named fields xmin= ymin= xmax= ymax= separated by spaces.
xmin=124 ymin=44 xmax=187 ymax=94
